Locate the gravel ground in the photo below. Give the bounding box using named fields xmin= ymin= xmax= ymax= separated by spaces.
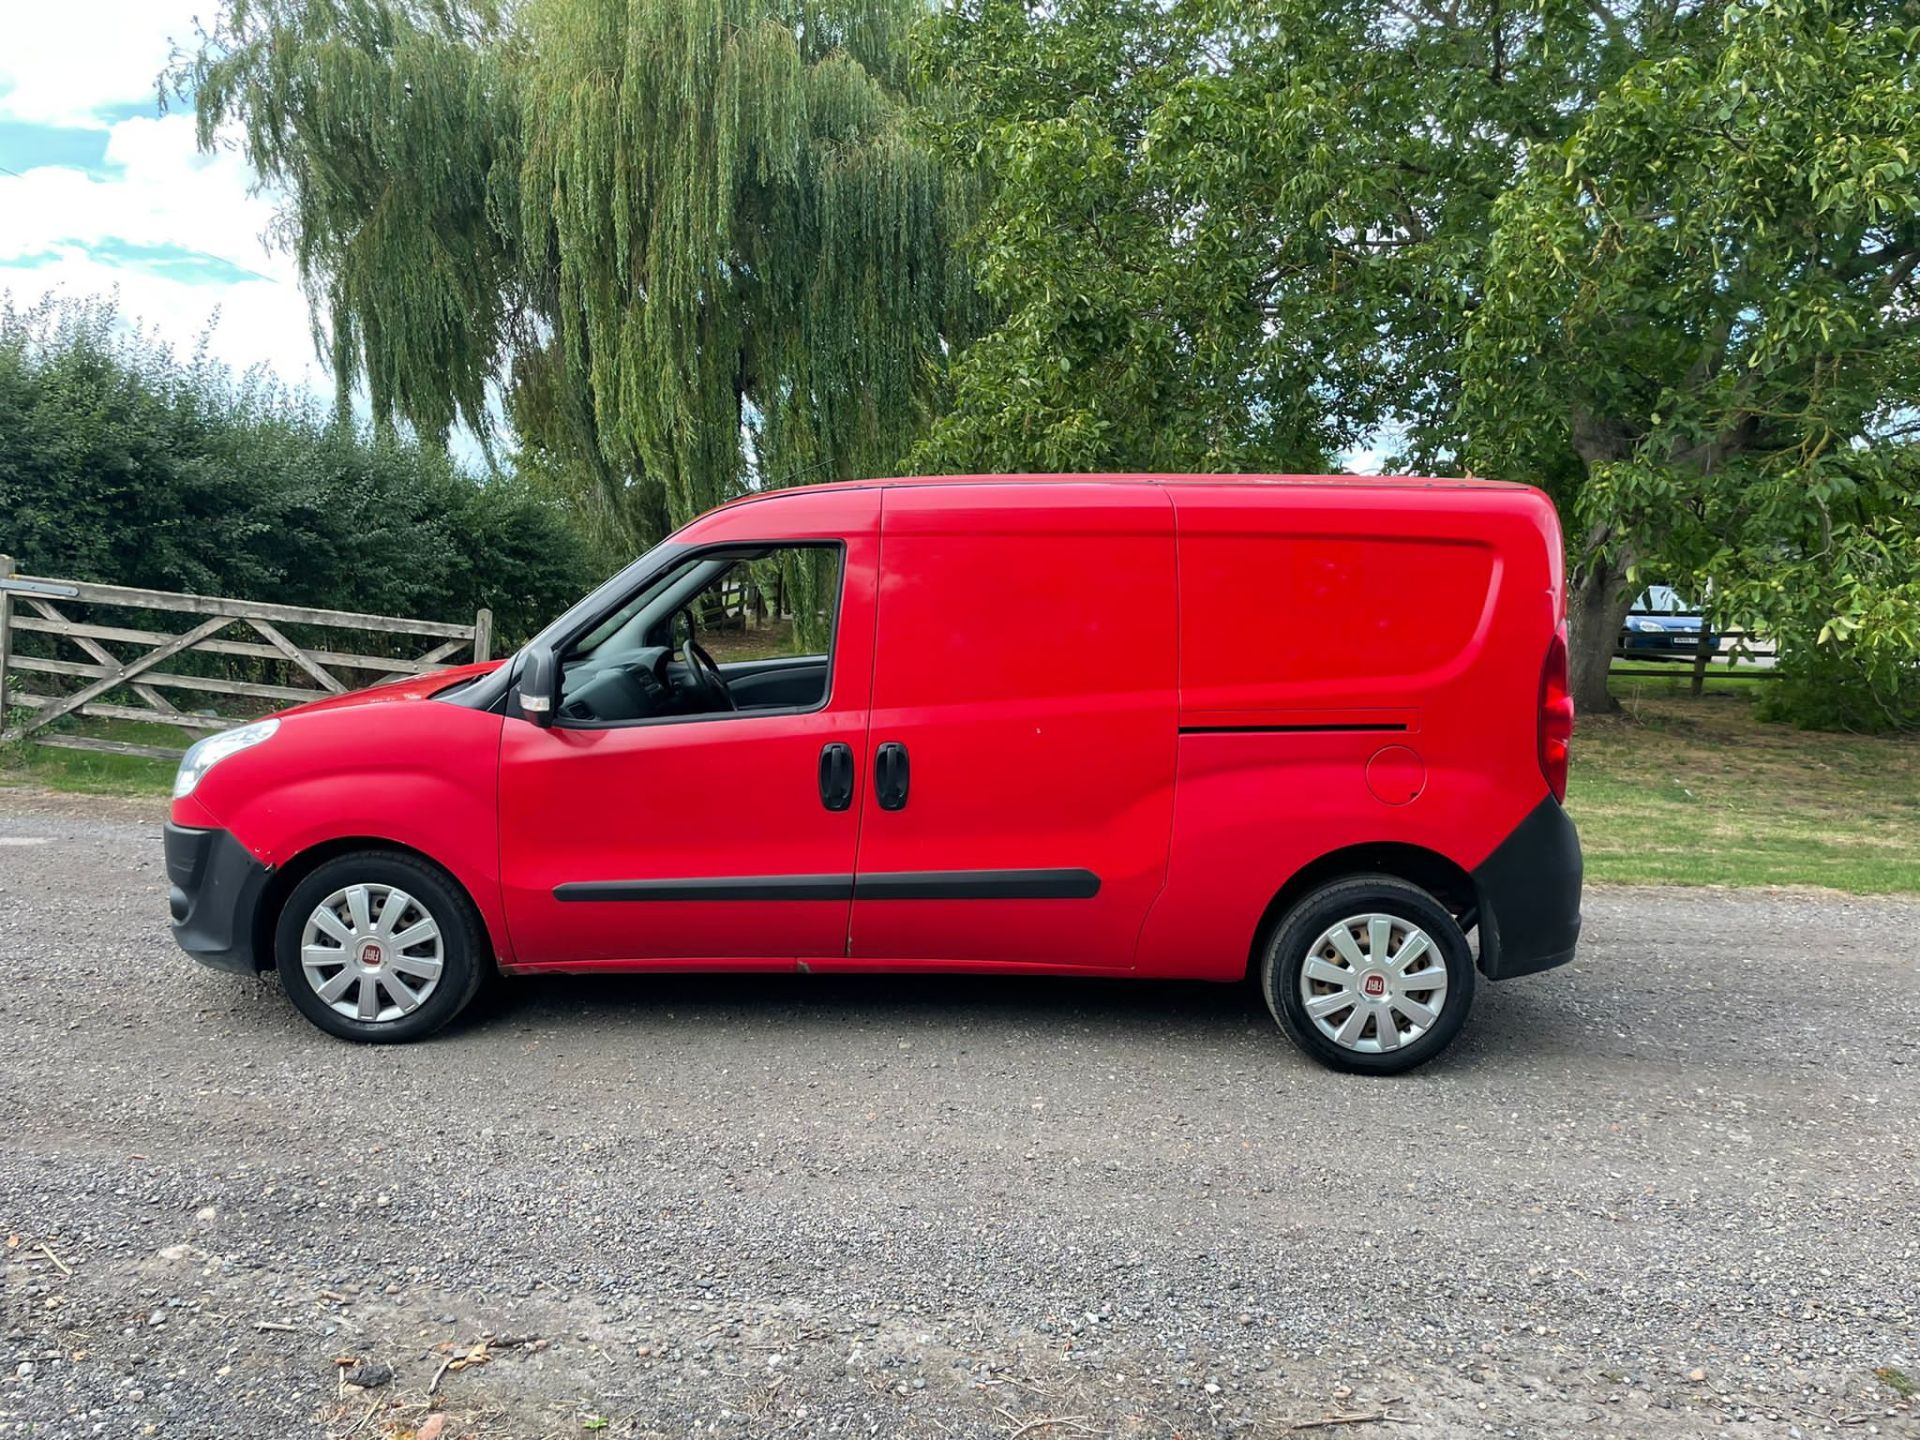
xmin=0 ymin=786 xmax=1915 ymax=1440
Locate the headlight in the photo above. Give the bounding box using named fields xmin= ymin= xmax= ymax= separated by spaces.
xmin=173 ymin=719 xmax=279 ymax=799
xmin=1628 ymin=617 xmax=1664 ymax=633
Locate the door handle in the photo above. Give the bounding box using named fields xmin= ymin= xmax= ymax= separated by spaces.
xmin=818 ymin=742 xmax=854 ymax=811
xmin=875 ymin=741 xmax=910 ymax=811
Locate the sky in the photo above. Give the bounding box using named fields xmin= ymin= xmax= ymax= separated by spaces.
xmin=0 ymin=2 xmax=336 ymax=403
xmin=0 ymin=3 xmax=1387 ymax=475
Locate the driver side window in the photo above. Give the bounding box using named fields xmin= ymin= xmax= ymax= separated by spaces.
xmin=682 ymin=547 xmax=841 ymax=663
xmin=556 ymin=543 xmax=843 ymax=726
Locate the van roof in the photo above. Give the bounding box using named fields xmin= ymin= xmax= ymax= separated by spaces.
xmin=718 ymin=472 xmax=1530 ymax=510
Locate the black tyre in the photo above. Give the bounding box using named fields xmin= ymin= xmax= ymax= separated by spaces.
xmin=1260 ymin=874 xmax=1475 ymax=1075
xmin=273 ymin=850 xmax=488 ymax=1043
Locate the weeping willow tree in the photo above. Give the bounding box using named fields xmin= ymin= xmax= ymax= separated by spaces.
xmin=178 ymin=1 xmax=521 ymax=446
xmin=176 ymin=0 xmax=979 ymax=546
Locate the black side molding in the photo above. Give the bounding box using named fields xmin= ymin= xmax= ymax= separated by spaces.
xmin=556 ymin=875 xmax=854 ymax=902
xmin=554 ymin=868 xmax=1102 ymax=902
xmin=854 ymin=868 xmax=1100 ymax=901
xmin=1180 ymin=723 xmax=1409 ymax=735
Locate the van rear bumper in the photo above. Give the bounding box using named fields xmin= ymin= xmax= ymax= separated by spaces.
xmin=1472 ymin=798 xmax=1582 ymax=980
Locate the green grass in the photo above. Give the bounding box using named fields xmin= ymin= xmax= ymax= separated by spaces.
xmin=0 ymin=713 xmax=188 ymax=797
xmin=1876 ymin=1367 xmax=1918 ymax=1400
xmin=1571 ymin=676 xmax=1920 ymax=894
xmin=7 ymin=677 xmax=1917 ymax=895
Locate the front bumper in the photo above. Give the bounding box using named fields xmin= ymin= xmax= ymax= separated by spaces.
xmin=165 ymin=823 xmax=273 ymax=973
xmin=1619 ymin=631 xmax=1716 ymax=655
xmin=1472 ymin=797 xmax=1583 ymax=980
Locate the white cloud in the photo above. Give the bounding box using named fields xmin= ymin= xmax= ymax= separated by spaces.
xmin=0 ymin=5 xmax=334 ymax=396
xmin=0 ymin=110 xmax=332 ymax=395
xmin=3 ymin=246 xmax=331 ymax=396
xmin=0 ymin=1 xmax=202 ymax=129
xmin=0 ymin=15 xmax=494 ymax=463
xmin=3 ymin=114 xmax=288 ymax=278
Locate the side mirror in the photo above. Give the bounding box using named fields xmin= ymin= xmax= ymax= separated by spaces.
xmin=517 ymin=646 xmax=558 ymax=728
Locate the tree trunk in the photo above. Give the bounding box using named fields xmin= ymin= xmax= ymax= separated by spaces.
xmin=1567 ymin=557 xmax=1635 ymax=714
xmin=1689 ymin=600 xmax=1716 ymax=698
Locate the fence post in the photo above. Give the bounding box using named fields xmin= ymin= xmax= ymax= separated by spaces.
xmin=0 ymin=555 xmax=14 ymax=733
xmin=473 ymin=608 xmax=493 ymax=663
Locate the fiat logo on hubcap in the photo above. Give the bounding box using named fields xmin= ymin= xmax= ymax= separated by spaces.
xmin=1362 ymin=973 xmax=1386 ymax=998
xmin=358 ymin=941 xmax=384 ymax=967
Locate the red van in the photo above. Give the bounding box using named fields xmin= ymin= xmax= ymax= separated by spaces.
xmin=165 ymin=475 xmax=1580 ymax=1074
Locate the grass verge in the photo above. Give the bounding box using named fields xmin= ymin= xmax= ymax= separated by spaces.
xmin=1572 ymin=674 xmax=1920 ymax=894
xmin=0 ymin=713 xmax=187 ymax=798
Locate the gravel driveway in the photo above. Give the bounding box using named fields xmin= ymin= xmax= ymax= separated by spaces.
xmin=0 ymin=787 xmax=1915 ymax=1440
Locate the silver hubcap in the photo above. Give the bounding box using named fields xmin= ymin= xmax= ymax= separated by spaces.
xmin=1299 ymin=912 xmax=1449 ymax=1054
xmin=299 ymin=884 xmax=444 ymax=1023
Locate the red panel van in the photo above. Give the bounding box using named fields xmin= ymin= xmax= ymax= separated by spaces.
xmin=165 ymin=475 xmax=1581 ymax=1074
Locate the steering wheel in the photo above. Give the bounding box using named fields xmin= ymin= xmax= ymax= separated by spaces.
xmin=683 ymin=637 xmax=736 ymax=712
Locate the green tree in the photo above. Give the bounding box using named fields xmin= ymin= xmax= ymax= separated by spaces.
xmin=910 ymin=0 xmax=1367 ymax=474
xmin=919 ymin=0 xmax=1920 ymax=712
xmin=1463 ymin=0 xmax=1920 ymax=709
xmin=0 ymin=294 xmax=591 ymax=642
xmin=178 ymin=0 xmax=980 ymax=548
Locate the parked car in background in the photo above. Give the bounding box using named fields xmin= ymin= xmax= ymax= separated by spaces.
xmin=1618 ymin=584 xmax=1717 ymax=658
xmin=165 ymin=473 xmax=1582 ymax=1076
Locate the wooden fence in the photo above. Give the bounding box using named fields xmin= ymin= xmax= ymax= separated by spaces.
xmin=1613 ymin=627 xmax=1780 ymax=687
xmin=0 ymin=555 xmax=491 ymax=761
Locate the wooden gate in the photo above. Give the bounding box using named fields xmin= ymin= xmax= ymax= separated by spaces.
xmin=0 ymin=555 xmax=493 ymax=761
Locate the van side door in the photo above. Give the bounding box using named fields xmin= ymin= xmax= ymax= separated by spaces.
xmin=842 ymin=483 xmax=1178 ymax=970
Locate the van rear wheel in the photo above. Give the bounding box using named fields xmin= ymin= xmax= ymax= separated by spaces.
xmin=273 ymin=851 xmax=487 ymax=1043
xmin=1260 ymin=875 xmax=1475 ymax=1075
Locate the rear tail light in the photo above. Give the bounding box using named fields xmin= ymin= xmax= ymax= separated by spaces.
xmin=1538 ymin=627 xmax=1574 ymax=803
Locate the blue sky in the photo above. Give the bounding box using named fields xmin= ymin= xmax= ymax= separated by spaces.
xmin=0 ymin=3 xmax=332 ymax=400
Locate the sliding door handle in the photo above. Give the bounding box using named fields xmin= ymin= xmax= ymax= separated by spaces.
xmin=875 ymin=742 xmax=910 ymax=811
xmin=818 ymin=742 xmax=854 ymax=811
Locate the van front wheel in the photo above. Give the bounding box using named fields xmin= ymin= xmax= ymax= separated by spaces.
xmin=1260 ymin=875 xmax=1475 ymax=1075
xmin=273 ymin=851 xmax=487 ymax=1043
